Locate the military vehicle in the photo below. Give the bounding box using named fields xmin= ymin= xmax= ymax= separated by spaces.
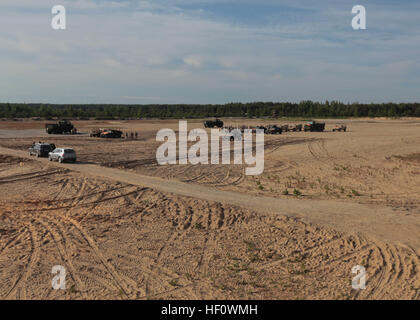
xmin=280 ymin=125 xmax=289 ymax=132
xmin=288 ymin=124 xmax=303 ymax=132
xmin=45 ymin=120 xmax=77 ymax=134
xmin=204 ymin=119 xmax=224 ymax=128
xmin=266 ymin=125 xmax=283 ymax=134
xmin=90 ymin=129 xmax=123 ymax=138
xmin=332 ymin=124 xmax=347 ymax=132
xmin=256 ymin=126 xmax=267 ymax=133
xmin=304 ymin=121 xmax=325 ymax=132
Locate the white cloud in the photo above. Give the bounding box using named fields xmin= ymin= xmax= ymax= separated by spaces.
xmin=183 ymin=56 xmax=203 ymax=68
xmin=0 ymin=0 xmax=419 ymax=103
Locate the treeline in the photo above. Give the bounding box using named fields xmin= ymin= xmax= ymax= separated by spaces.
xmin=1 ymin=101 xmax=420 ymax=119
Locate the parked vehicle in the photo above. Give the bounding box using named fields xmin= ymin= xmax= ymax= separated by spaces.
xmin=256 ymin=126 xmax=267 ymax=133
xmin=281 ymin=125 xmax=289 ymax=132
xmin=204 ymin=119 xmax=224 ymax=128
xmin=48 ymin=148 xmax=77 ymax=163
xmin=266 ymin=125 xmax=283 ymax=134
xmin=332 ymin=124 xmax=347 ymax=132
xmin=288 ymin=124 xmax=303 ymax=132
xmin=45 ymin=120 xmax=77 ymax=134
xmin=304 ymin=121 xmax=325 ymax=132
xmin=28 ymin=142 xmax=56 ymax=158
xmin=90 ymin=129 xmax=102 ymax=137
xmin=90 ymin=129 xmax=123 ymax=138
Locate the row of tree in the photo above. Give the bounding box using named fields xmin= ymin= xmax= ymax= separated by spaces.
xmin=1 ymin=101 xmax=420 ymax=119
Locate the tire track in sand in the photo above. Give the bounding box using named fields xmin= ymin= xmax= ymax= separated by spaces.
xmin=5 ymin=222 xmax=41 ymax=299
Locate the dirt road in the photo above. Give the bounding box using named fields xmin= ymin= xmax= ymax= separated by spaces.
xmin=1 ymin=146 xmax=419 ymax=250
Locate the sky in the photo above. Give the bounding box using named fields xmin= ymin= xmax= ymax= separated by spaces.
xmin=0 ymin=0 xmax=419 ymax=104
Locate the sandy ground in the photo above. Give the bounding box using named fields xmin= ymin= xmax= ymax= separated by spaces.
xmin=0 ymin=118 xmax=419 ymax=300
xmin=1 ymin=118 xmax=419 ymax=208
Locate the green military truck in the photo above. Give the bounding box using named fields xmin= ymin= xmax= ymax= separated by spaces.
xmin=45 ymin=120 xmax=77 ymax=134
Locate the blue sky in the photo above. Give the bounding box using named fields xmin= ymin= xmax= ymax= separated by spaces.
xmin=0 ymin=0 xmax=419 ymax=104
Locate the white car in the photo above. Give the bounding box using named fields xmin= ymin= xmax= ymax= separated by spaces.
xmin=48 ymin=148 xmax=77 ymax=163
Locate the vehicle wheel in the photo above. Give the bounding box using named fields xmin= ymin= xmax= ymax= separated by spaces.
xmin=36 ymin=153 xmax=40 ymax=158
xmin=58 ymin=157 xmax=63 ymax=163
xmin=48 ymin=156 xmax=52 ymax=161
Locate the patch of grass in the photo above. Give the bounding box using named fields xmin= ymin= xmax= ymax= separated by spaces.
xmin=185 ymin=273 xmax=194 ymax=281
xmin=70 ymin=284 xmax=77 ymax=293
xmin=288 ymin=253 xmax=307 ymax=263
xmin=194 ymin=222 xmax=204 ymax=230
xmin=293 ymin=188 xmax=302 ymax=196
xmin=351 ymin=189 xmax=361 ymax=197
xmin=250 ymin=281 xmax=265 ymax=288
xmin=246 ymin=267 xmax=258 ymax=276
xmin=236 ymin=279 xmax=248 ymax=286
xmin=248 ymin=252 xmax=261 ymax=263
xmin=228 ymin=261 xmax=249 ymax=273
xmin=169 ymin=279 xmax=179 ymax=287
xmin=282 ymin=189 xmax=289 ymax=195
xmin=243 ymin=240 xmax=258 ymax=252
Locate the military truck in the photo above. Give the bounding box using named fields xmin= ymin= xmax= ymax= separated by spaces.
xmin=204 ymin=119 xmax=224 ymax=128
xmin=266 ymin=125 xmax=283 ymax=134
xmin=280 ymin=125 xmax=289 ymax=132
xmin=90 ymin=129 xmax=123 ymax=138
xmin=45 ymin=120 xmax=77 ymax=134
xmin=304 ymin=121 xmax=325 ymax=132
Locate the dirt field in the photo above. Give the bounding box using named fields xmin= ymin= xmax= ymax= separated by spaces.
xmin=0 ymin=118 xmax=419 ymax=299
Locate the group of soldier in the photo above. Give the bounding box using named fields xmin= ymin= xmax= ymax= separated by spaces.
xmin=125 ymin=131 xmax=139 ymax=139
